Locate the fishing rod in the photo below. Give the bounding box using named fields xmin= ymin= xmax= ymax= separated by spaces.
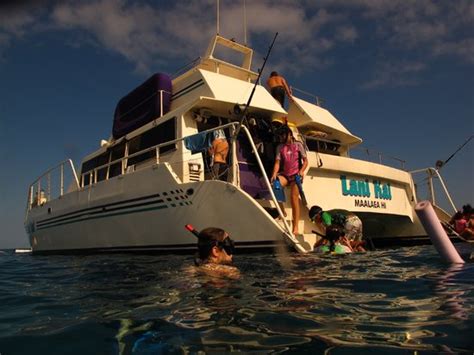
xmin=436 ymin=134 xmax=473 ymax=170
xmin=233 ymin=32 xmax=278 ymax=137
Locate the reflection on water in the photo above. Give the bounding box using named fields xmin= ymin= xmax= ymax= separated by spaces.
xmin=0 ymin=244 xmax=473 ymax=354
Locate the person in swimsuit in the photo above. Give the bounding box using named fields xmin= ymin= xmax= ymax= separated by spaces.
xmin=267 ymin=71 xmax=292 ymax=108
xmin=271 ymin=125 xmax=308 ymax=235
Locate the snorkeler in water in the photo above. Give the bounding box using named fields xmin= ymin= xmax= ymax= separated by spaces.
xmin=186 ymin=225 xmax=240 ymax=279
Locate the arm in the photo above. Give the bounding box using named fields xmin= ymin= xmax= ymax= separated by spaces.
xmin=298 ymin=143 xmax=308 ymax=178
xmin=299 ymin=156 xmax=308 ymax=178
xmin=271 ymin=159 xmax=280 ymax=182
xmin=282 ymin=78 xmax=292 ymax=97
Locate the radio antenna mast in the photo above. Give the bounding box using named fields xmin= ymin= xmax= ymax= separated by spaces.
xmin=243 ymin=0 xmax=247 ymax=45
xmin=216 ymin=0 xmax=220 ymax=34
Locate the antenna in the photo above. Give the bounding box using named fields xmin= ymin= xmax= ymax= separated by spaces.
xmin=216 ymin=0 xmax=220 ymax=34
xmin=243 ymin=0 xmax=247 ymax=45
xmin=233 ymin=32 xmax=278 ymax=136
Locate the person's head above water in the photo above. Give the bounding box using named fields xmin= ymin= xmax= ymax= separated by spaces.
xmin=270 ymin=71 xmax=278 ymax=77
xmin=197 ymin=227 xmax=234 ymax=265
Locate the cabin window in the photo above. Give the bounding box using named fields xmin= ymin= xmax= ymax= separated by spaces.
xmin=305 ymin=137 xmax=341 ymax=156
xmin=127 ymin=117 xmax=176 ymax=166
xmin=96 ymin=153 xmax=109 ymax=182
xmin=109 ymin=142 xmax=126 ymax=178
xmin=81 ymin=151 xmax=109 ymax=185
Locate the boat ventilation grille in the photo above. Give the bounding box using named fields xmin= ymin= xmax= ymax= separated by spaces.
xmin=188 ymin=163 xmax=202 ymax=182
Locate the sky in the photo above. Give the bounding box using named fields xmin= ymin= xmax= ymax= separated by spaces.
xmin=0 ymin=0 xmax=473 ymax=249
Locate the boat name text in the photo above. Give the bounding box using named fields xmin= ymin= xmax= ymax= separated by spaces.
xmin=340 ymin=175 xmax=392 ymax=200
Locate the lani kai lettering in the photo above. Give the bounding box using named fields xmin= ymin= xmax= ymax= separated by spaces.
xmin=340 ymin=175 xmax=392 ymax=200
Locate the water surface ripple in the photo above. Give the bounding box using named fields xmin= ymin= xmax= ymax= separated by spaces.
xmin=0 ymin=245 xmax=473 ymax=354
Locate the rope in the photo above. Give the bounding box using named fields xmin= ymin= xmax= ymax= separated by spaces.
xmin=437 ymin=135 xmax=473 ymax=170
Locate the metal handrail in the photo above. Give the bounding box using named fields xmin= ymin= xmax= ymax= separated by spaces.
xmin=238 ymin=125 xmax=304 ymax=252
xmin=26 ymin=159 xmax=80 ymax=211
xmin=290 ymin=86 xmax=324 ymax=106
xmin=410 ymin=167 xmax=457 ymax=213
xmin=172 ymin=57 xmax=202 ymax=79
xmin=82 ymin=122 xmax=241 ymax=183
xmin=348 ymin=145 xmax=406 ymax=169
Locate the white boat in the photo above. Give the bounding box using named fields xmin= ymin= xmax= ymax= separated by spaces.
xmin=24 ymin=35 xmax=457 ymax=254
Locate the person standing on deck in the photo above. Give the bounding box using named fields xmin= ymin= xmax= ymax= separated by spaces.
xmin=267 ymin=71 xmax=292 ymax=108
xmin=209 ymin=129 xmax=229 ymax=181
xmin=271 ymin=126 xmax=308 ymax=235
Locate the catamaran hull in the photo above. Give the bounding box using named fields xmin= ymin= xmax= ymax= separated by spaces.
xmin=25 ymin=164 xmax=288 ymax=253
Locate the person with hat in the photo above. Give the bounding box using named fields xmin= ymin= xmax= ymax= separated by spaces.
xmin=271 ymin=125 xmax=308 ymax=235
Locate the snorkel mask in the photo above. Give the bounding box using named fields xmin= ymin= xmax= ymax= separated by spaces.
xmin=185 ymin=224 xmax=236 ymax=255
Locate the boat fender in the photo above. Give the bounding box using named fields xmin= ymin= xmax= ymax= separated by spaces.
xmin=415 ymin=201 xmax=464 ymax=264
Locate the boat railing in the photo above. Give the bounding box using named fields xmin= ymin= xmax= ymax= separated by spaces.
xmin=26 ymin=159 xmax=80 ymax=212
xmin=79 ymin=122 xmax=241 ymax=186
xmin=290 ymin=86 xmax=325 ymax=107
xmin=410 ymin=167 xmax=457 ymax=216
xmin=348 ymin=145 xmax=407 ymax=170
xmin=172 ymin=57 xmax=202 ymax=79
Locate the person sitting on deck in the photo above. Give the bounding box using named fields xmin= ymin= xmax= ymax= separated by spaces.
xmin=209 ymin=129 xmax=229 ymax=181
xmin=194 ymin=227 xmax=240 ymax=279
xmin=267 ymin=71 xmax=292 ymax=108
xmin=309 ymin=206 xmax=366 ymax=252
xmin=271 ymin=125 xmax=308 ymax=235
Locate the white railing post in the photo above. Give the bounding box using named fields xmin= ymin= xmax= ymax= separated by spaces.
xmin=60 ymin=163 xmax=64 ymax=196
xmin=432 ymin=169 xmax=457 ymax=213
xmin=29 ymin=185 xmax=34 ymax=210
xmin=428 ymin=169 xmax=436 ymax=206
xmin=47 ymin=173 xmax=51 ymax=201
xmin=37 ymin=180 xmax=41 ymax=203
xmin=159 ymin=90 xmax=163 ymax=117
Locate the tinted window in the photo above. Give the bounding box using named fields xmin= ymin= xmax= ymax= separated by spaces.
xmin=109 ymin=142 xmax=126 ymax=178
xmin=81 ymin=152 xmax=109 ymax=185
xmin=128 ymin=117 xmax=176 ymax=166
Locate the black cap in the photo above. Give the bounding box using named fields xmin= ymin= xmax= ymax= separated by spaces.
xmin=309 ymin=205 xmax=323 ymax=221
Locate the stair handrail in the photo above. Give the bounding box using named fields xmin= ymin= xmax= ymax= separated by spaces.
xmin=410 ymin=167 xmax=457 ymax=214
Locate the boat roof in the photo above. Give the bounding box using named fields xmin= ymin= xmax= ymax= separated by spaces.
xmin=288 ymin=96 xmax=362 ymax=146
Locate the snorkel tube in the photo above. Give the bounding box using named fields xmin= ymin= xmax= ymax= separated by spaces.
xmin=185 ymin=224 xmax=200 ymax=238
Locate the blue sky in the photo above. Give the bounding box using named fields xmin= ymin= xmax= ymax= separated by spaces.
xmin=0 ymin=0 xmax=473 ymax=248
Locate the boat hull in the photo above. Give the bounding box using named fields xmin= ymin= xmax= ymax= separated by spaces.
xmin=25 ymin=164 xmax=288 ymax=253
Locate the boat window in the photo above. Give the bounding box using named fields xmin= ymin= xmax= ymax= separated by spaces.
xmin=128 ymin=117 xmax=176 ymax=166
xmin=109 ymin=142 xmax=126 ymax=178
xmin=96 ymin=153 xmax=109 ymax=182
xmin=81 ymin=151 xmax=109 ymax=185
xmin=305 ymin=136 xmax=341 ymax=156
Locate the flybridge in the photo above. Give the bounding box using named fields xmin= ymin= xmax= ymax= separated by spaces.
xmin=196 ymin=35 xmax=258 ymax=82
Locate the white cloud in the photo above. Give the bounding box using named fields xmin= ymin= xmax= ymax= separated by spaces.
xmin=362 ymin=61 xmax=427 ymax=89
xmin=0 ymin=0 xmax=473 ymax=87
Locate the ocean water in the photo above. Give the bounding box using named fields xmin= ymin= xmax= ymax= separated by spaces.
xmin=0 ymin=244 xmax=473 ymax=354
